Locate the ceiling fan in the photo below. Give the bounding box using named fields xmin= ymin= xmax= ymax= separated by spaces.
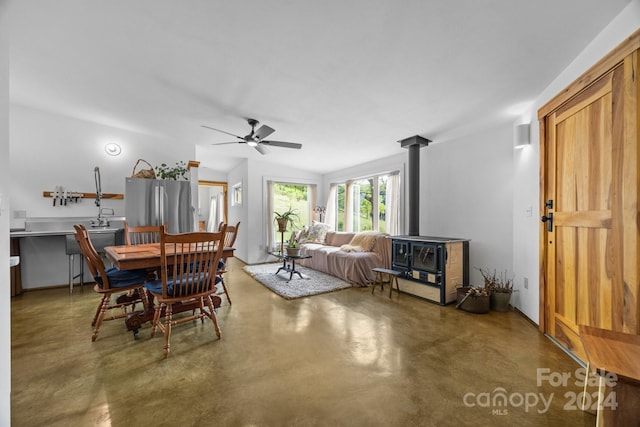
xmin=202 ymin=118 xmax=302 ymax=155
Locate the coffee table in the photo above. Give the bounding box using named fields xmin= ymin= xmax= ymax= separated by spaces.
xmin=269 ymin=251 xmax=312 ymax=281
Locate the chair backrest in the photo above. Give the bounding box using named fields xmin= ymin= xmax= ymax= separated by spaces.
xmin=73 ymin=224 xmax=111 ymax=289
xmin=159 ymin=225 xmax=227 ymax=300
xmin=124 ymin=223 xmax=165 ymax=245
xmin=219 ymin=221 xmax=240 ymax=249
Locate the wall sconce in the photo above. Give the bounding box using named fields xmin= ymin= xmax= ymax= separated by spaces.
xmin=514 ymin=124 xmax=530 ymax=148
xmin=104 ymin=143 xmax=122 ymax=156
xmin=313 ymin=206 xmax=326 ymax=222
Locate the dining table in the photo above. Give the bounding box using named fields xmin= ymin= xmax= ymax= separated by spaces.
xmin=104 ymin=242 xmax=235 ymax=337
xmin=104 ymin=243 xmax=235 ymax=271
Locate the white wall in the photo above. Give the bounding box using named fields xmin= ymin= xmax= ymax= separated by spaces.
xmin=1 ymin=0 xmax=10 ymax=422
xmin=10 ymin=105 xmax=195 ymax=227
xmin=422 ymin=124 xmax=514 ymax=288
xmin=225 ymin=158 xmax=323 ymax=265
xmin=513 ymin=0 xmax=640 ymax=324
xmin=199 ymin=166 xmax=228 ymax=182
xmin=10 ymin=105 xmax=197 ymax=287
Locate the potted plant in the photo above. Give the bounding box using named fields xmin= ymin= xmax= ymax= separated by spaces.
xmin=478 ymin=268 xmax=514 ymax=312
xmin=155 ymin=161 xmax=189 ymax=180
xmin=286 ymin=238 xmax=300 ymax=257
xmin=274 ymin=207 xmax=299 ymax=233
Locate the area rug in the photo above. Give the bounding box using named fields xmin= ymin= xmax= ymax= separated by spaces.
xmin=243 ymin=263 xmax=352 ymax=299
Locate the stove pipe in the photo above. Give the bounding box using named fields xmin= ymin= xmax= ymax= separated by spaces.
xmin=399 ymin=135 xmax=431 ymax=236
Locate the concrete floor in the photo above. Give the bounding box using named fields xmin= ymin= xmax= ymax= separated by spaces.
xmin=11 ymin=258 xmax=597 ymax=426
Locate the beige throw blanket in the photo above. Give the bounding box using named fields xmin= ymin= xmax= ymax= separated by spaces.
xmin=340 ymin=231 xmax=379 ymax=252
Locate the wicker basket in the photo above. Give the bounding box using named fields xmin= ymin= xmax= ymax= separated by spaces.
xmin=131 ymin=159 xmax=156 ymax=179
xmin=456 ymin=287 xmax=490 ymax=314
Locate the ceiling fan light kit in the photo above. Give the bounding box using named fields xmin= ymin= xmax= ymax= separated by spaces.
xmin=202 ymin=118 xmax=302 ymax=155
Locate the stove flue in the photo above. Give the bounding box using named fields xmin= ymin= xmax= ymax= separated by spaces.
xmin=398 ymin=135 xmax=430 ymax=236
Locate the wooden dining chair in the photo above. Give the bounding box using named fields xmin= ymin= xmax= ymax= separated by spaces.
xmin=143 ymin=226 xmax=227 ymax=358
xmin=124 ymin=223 xmax=165 ymax=245
xmin=216 ymin=221 xmax=240 ymax=304
xmin=74 ymin=224 xmax=149 ymax=341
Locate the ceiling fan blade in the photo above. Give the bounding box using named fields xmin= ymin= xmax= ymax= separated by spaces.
xmin=261 ymin=140 xmax=302 ymax=149
xmin=201 ymin=125 xmax=244 ymax=140
xmin=254 ymin=124 xmax=275 ymax=141
xmin=255 ymin=144 xmax=270 ymax=155
xmin=211 ymin=141 xmax=243 ymax=146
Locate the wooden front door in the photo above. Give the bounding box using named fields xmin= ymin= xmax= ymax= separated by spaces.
xmin=539 ymin=46 xmax=639 ymax=360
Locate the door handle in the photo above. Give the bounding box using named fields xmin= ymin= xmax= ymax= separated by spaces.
xmin=541 ymin=212 xmax=553 ymax=232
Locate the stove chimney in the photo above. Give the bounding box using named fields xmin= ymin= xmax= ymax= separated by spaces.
xmin=399 ymin=135 xmax=430 ymax=236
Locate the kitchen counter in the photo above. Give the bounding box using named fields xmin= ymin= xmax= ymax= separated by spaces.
xmin=10 ymin=216 xmax=127 ymax=291
xmin=10 ymin=216 xmax=126 ymax=237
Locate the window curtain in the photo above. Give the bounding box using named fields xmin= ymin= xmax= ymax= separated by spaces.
xmin=344 ymin=180 xmax=354 ymax=232
xmin=325 ymin=184 xmax=337 ymax=229
xmin=267 ymin=180 xmax=275 ymax=251
xmin=385 ymin=171 xmax=400 ymax=235
xmin=207 ymin=196 xmax=218 ymax=232
xmin=309 ymin=184 xmax=317 ymax=224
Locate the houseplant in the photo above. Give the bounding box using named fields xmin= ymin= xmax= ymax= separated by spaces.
xmin=155 ymin=161 xmax=189 ymax=180
xmin=286 ymin=237 xmax=300 ymax=257
xmin=274 ymin=207 xmax=299 ymax=233
xmin=478 ymin=268 xmax=514 ymax=312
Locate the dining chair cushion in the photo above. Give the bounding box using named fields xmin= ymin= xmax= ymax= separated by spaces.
xmin=143 ymin=272 xmax=220 ymax=296
xmin=188 ymin=259 xmax=226 ymax=272
xmin=94 ymin=267 xmax=148 ymax=289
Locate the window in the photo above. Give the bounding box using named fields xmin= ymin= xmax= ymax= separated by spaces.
xmin=267 ymin=181 xmax=317 ymax=250
xmin=329 ymin=172 xmax=399 ymax=234
xmin=231 ymin=182 xmax=242 ymax=206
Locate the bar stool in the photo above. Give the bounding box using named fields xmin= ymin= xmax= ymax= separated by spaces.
xmin=371 ymin=267 xmax=401 ymax=298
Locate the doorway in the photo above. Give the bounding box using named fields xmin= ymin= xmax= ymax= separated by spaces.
xmin=538 ymin=33 xmax=639 ymax=360
xmin=198 ymin=181 xmax=228 ymax=232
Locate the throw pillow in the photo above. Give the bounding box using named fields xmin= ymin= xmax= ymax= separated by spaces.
xmin=305 ymin=221 xmax=331 ymax=244
xmin=296 ymin=226 xmax=310 ymax=243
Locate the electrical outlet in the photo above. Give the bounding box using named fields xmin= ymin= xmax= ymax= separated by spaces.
xmin=14 ymin=210 xmax=27 ymax=219
xmin=524 ymin=277 xmax=529 ymax=289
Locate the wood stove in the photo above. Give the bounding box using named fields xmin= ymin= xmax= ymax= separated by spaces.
xmin=391 ymin=235 xmax=470 ymax=305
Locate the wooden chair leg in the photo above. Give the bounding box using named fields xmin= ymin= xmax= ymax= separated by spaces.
xmin=163 ymin=304 xmax=173 ymax=358
xmin=150 ymin=302 xmax=162 ymax=338
xmin=92 ymin=294 xmax=110 ymax=342
xmin=204 ymin=296 xmax=222 ymax=339
xmin=220 ymin=277 xmax=232 ymax=305
xmin=581 ymin=363 xmax=590 ymax=411
xmin=595 ymin=375 xmax=604 ymax=427
xmin=91 ymin=300 xmax=102 ymax=327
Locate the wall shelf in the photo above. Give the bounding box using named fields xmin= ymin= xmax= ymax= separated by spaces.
xmin=43 ymin=191 xmax=124 ymax=199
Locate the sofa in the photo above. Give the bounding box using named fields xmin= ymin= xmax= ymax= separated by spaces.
xmin=295 ymin=228 xmax=391 ymax=286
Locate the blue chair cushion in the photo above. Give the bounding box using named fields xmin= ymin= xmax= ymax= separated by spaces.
xmin=144 ymin=272 xmax=219 ymax=296
xmin=94 ymin=267 xmax=147 ymax=289
xmin=188 ymin=259 xmax=226 ymax=272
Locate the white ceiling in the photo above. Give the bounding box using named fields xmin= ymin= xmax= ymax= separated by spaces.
xmin=8 ymin=0 xmax=633 ymax=173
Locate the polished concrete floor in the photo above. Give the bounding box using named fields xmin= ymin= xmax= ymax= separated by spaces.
xmin=11 ymin=258 xmax=597 ymax=426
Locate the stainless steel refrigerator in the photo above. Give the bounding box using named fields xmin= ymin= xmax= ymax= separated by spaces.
xmin=125 ymin=177 xmax=196 ymax=233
